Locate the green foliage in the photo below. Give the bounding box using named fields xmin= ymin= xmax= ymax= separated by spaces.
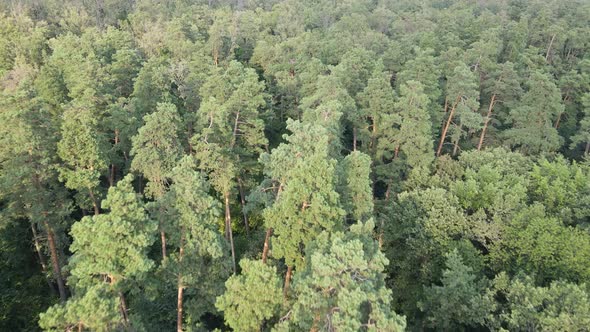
xmin=276 ymin=220 xmax=406 ymax=331
xmin=165 ymin=156 xmax=230 ymax=324
xmin=40 ymin=175 xmax=157 ymax=331
xmin=131 ymin=102 xmax=183 ymax=199
xmin=419 ymin=250 xmax=493 ymax=330
xmin=1 ymin=1 xmax=590 ymax=330
xmin=216 ymin=259 xmax=282 ymax=331
xmin=489 ymin=205 xmax=590 ymax=284
xmin=395 ymin=81 xmax=434 ymax=170
xmin=504 ymin=71 xmax=563 ymax=154
xmin=57 ymin=108 xmax=107 ymax=193
xmin=262 ymin=120 xmax=345 ymax=268
xmin=492 ymin=273 xmax=590 ymax=331
xmin=529 ymin=157 xmax=590 ymax=226
xmin=338 ymin=151 xmax=374 ymax=221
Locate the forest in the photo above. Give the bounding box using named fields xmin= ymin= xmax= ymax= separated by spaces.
xmin=0 ymin=0 xmax=589 ymax=330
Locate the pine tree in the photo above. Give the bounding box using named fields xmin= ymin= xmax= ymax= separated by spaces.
xmin=357 ymin=64 xmax=397 ymax=161
xmin=395 ymin=80 xmax=434 ymax=170
xmin=437 ymin=63 xmax=481 ymax=156
xmin=261 ymin=119 xmax=345 ymax=294
xmin=504 ymin=71 xmax=563 ymax=154
xmin=419 ymin=249 xmax=493 ymax=330
xmin=192 ymin=60 xmax=267 ymax=273
xmin=165 ymin=156 xmax=230 ymax=331
xmin=39 ymin=175 xmax=157 ymax=331
xmin=570 ymin=93 xmax=590 ymax=155
xmin=275 ymin=220 xmax=406 ymax=331
xmin=338 ymin=151 xmax=374 ymax=221
xmin=216 ymin=259 xmax=283 ymax=331
xmin=477 ymin=62 xmax=522 ymax=150
xmin=131 ymin=102 xmax=183 ymax=259
xmin=57 ymin=107 xmax=107 ymax=215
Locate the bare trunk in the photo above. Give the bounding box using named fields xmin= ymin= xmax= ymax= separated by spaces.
xmin=177 ymin=232 xmax=184 ymax=332
xmin=109 ymin=129 xmax=119 ymax=187
xmin=31 ymin=223 xmax=56 ymax=294
xmin=370 ymin=117 xmax=377 ymax=156
xmin=585 ymin=141 xmax=590 ymax=155
xmin=554 ymin=112 xmax=563 ymax=129
xmin=452 ymin=139 xmax=459 ymax=156
xmin=545 ymin=34 xmax=556 ymax=62
xmin=478 ymin=94 xmax=496 ymax=151
xmin=352 ymin=127 xmax=357 ymax=151
xmin=262 ymin=228 xmax=272 ymax=264
xmin=44 ymin=221 xmax=67 ymax=301
xmin=225 ymin=192 xmax=237 ymax=274
xmin=237 ymin=178 xmax=249 ymax=233
xmin=88 ymin=188 xmax=99 ymax=215
xmin=262 ymin=184 xmax=282 ymax=264
xmin=160 ymin=229 xmax=167 ymax=260
xmin=109 ymin=164 xmax=116 ymax=187
xmin=437 ymin=97 xmax=460 ymax=156
xmin=283 ymin=265 xmax=293 ymax=299
xmin=119 ymin=292 xmax=130 ymax=329
xmin=177 ymin=283 xmax=184 ymax=332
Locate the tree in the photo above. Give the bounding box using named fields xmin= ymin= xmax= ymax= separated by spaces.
xmin=261 ymin=119 xmax=345 ymax=294
xmin=216 ymin=259 xmax=282 ymax=331
xmin=437 ymin=63 xmax=481 ymax=156
xmin=165 ymin=156 xmax=230 ymax=331
xmin=477 ymin=62 xmax=522 ymax=150
xmin=570 ymin=93 xmax=590 ymax=155
xmin=131 ymin=102 xmax=183 ymax=259
xmin=299 ymin=75 xmax=354 ymax=150
xmin=0 ymin=60 xmax=71 ymax=302
xmin=338 ymin=151 xmax=374 ymax=221
xmin=492 ymin=273 xmax=590 ymax=331
xmin=504 ymin=71 xmax=563 ymax=154
xmin=357 ymin=64 xmax=396 ymax=160
xmin=192 ymin=60 xmax=268 ymax=273
xmin=489 ymin=205 xmax=590 ymax=284
xmin=57 ymin=107 xmax=107 ymax=215
xmin=275 ymin=220 xmax=406 ymax=331
xmin=419 ymin=249 xmax=493 ymax=330
xmin=39 ymin=175 xmax=157 ymax=331
xmin=395 ymin=48 xmax=442 ymax=132
xmin=528 ymin=157 xmax=590 ymax=227
xmin=395 ymin=80 xmax=434 ymax=171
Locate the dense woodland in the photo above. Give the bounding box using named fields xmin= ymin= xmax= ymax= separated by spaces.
xmin=1 ymin=0 xmax=590 ymax=330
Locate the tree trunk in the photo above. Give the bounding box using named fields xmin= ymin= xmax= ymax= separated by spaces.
xmin=119 ymin=292 xmax=131 ymax=330
xmin=352 ymin=127 xmax=357 ymax=151
xmin=554 ymin=112 xmax=563 ymax=129
xmin=31 ymin=223 xmax=56 ymax=295
xmin=452 ymin=139 xmax=459 ymax=156
xmin=177 ymin=282 xmax=184 ymax=332
xmin=585 ymin=141 xmax=590 ymax=155
xmin=109 ymin=164 xmax=116 ymax=187
xmin=43 ymin=220 xmax=67 ymax=301
xmin=262 ymin=184 xmax=282 ymax=264
xmin=437 ymin=97 xmax=460 ymax=156
xmin=262 ymin=228 xmax=272 ymax=264
xmin=177 ymin=232 xmax=184 ymax=332
xmin=283 ymin=265 xmax=293 ymax=299
xmin=478 ymin=94 xmax=496 ymax=151
xmin=109 ymin=129 xmax=120 ymax=187
xmin=545 ymin=34 xmax=556 ymax=62
xmin=160 ymin=229 xmax=167 ymax=260
xmin=224 ymin=191 xmax=237 ymax=274
xmin=88 ymin=188 xmax=99 ymax=215
xmin=237 ymin=178 xmax=250 ymax=234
